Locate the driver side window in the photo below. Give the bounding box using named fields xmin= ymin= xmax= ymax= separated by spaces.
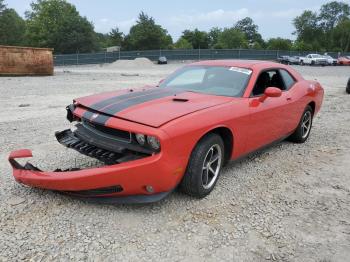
xmin=252 ymin=70 xmax=285 ymax=96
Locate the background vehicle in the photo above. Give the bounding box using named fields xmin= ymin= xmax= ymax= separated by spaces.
xmin=338 ymin=56 xmax=350 ymax=65
xmin=277 ymin=56 xmax=299 ymax=65
xmin=158 ymin=56 xmax=168 ymax=64
xmin=323 ymin=55 xmax=338 ymax=65
xmin=277 ymin=56 xmax=290 ymax=64
xmin=347 ymin=78 xmax=350 ymax=94
xmin=288 ymin=56 xmax=300 ymax=65
xmin=9 ymin=60 xmax=324 ymax=203
xmin=299 ymin=54 xmax=328 ymax=66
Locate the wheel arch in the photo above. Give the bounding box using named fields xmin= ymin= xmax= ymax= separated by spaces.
xmin=308 ymin=101 xmax=316 ymax=115
xmin=196 ymin=126 xmax=234 ymax=165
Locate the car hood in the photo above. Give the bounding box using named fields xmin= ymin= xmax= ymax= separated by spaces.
xmin=75 ymin=88 xmax=233 ymax=127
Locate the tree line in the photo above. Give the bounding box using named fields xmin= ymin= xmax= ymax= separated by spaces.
xmin=0 ymin=0 xmax=349 ymax=54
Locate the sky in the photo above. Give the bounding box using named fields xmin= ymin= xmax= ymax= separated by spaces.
xmin=7 ymin=0 xmax=332 ymax=40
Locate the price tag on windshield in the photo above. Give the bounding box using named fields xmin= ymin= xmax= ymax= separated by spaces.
xmin=229 ymin=67 xmax=252 ymax=75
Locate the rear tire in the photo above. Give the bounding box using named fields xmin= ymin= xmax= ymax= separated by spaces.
xmin=180 ymin=134 xmax=224 ymax=198
xmin=288 ymin=105 xmax=313 ymax=143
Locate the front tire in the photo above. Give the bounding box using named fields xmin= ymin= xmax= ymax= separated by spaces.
xmin=180 ymin=134 xmax=224 ymax=198
xmin=288 ymin=105 xmax=313 ymax=143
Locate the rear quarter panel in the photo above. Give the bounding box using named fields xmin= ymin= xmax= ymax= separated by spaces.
xmin=288 ymin=79 xmax=324 ymax=127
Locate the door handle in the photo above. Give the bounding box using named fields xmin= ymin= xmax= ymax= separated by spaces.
xmin=286 ymin=97 xmax=292 ymax=101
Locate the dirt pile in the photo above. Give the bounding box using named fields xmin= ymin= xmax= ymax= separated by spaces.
xmin=109 ymin=57 xmax=155 ymax=69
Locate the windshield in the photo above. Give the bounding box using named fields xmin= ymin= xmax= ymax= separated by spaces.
xmin=160 ymin=66 xmax=252 ymax=97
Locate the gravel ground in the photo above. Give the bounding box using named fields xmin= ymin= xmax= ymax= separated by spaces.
xmin=0 ymin=62 xmax=349 ymax=261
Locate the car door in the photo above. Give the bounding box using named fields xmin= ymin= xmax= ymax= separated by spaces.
xmin=278 ymin=69 xmax=302 ymax=134
xmin=245 ymin=69 xmax=291 ymax=152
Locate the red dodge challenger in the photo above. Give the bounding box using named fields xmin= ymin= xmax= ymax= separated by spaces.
xmin=9 ymin=60 xmax=324 ymax=203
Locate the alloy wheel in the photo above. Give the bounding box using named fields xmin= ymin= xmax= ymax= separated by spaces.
xmin=301 ymin=111 xmax=312 ymax=139
xmin=202 ymin=144 xmax=222 ymax=189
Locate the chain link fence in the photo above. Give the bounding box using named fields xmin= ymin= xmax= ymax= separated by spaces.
xmin=54 ymin=49 xmax=349 ymax=66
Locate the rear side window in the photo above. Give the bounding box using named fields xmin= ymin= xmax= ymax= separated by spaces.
xmin=280 ymin=69 xmax=296 ymax=90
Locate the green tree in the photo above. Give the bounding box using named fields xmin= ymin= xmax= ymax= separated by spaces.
xmin=293 ymin=2 xmax=350 ymax=51
xmin=174 ymin=37 xmax=193 ymax=49
xmin=234 ymin=17 xmax=264 ymax=46
xmin=318 ymin=1 xmax=350 ymax=30
xmin=332 ymin=18 xmax=350 ymax=51
xmin=293 ymin=11 xmax=321 ymax=43
xmin=95 ymin=32 xmax=109 ymax=50
xmin=0 ymin=0 xmax=26 ymax=45
xmin=107 ymin=27 xmax=124 ymax=47
xmin=181 ymin=29 xmax=210 ymax=49
xmin=293 ymin=10 xmax=325 ymax=50
xmin=25 ymin=0 xmax=98 ymax=53
xmin=292 ymin=40 xmax=314 ymax=51
xmin=217 ymin=28 xmax=248 ymax=49
xmin=208 ymin=27 xmax=222 ymax=48
xmin=0 ymin=0 xmax=6 ymax=13
xmin=126 ymin=12 xmax=172 ymax=50
xmin=266 ymin=38 xmax=293 ymax=50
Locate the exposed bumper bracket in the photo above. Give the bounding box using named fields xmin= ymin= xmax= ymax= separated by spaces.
xmin=55 ymin=129 xmax=144 ymax=164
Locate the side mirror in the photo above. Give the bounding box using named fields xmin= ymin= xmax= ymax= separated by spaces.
xmin=259 ymin=87 xmax=282 ymax=102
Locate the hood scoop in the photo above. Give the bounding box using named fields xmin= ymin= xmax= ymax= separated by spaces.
xmin=172 ymin=98 xmax=189 ymax=102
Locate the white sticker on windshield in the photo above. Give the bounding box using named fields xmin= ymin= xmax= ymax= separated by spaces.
xmin=229 ymin=67 xmax=252 ymax=75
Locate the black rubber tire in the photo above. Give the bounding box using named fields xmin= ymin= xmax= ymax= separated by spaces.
xmin=346 ymin=78 xmax=350 ymax=94
xmin=288 ymin=105 xmax=313 ymax=143
xmin=180 ymin=133 xmax=224 ymax=198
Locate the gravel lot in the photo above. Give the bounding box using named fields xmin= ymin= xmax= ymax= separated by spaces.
xmin=0 ymin=62 xmax=349 ymax=261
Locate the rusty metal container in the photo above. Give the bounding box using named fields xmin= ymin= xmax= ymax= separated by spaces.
xmin=0 ymin=45 xmax=54 ymax=76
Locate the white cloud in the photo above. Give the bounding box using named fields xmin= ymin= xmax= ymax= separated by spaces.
xmin=270 ymin=8 xmax=306 ymax=19
xmin=95 ymin=17 xmax=136 ymax=34
xmin=117 ymin=18 xmax=137 ymax=31
xmin=169 ymin=9 xmax=250 ymax=27
xmin=99 ymin=18 xmax=109 ymax=23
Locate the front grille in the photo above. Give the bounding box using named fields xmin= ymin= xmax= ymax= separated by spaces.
xmin=83 ymin=119 xmax=131 ymax=143
xmin=56 ymin=129 xmax=124 ymax=164
xmin=55 ymin=129 xmax=148 ymax=164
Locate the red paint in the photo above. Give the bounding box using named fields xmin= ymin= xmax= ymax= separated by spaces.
xmin=338 ymin=57 xmax=350 ymax=65
xmin=9 ymin=60 xmax=324 ymax=199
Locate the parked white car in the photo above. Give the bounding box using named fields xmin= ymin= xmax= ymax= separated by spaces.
xmin=299 ymin=54 xmax=328 ymax=66
xmin=323 ymin=55 xmax=338 ymax=65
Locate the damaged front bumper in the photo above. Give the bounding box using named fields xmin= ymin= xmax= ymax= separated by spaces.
xmin=8 ymin=148 xmax=180 ymax=204
xmin=8 ymin=104 xmax=188 ymax=203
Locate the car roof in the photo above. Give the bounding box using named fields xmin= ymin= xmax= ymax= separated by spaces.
xmin=189 ymin=59 xmax=286 ymax=70
xmin=188 ymin=59 xmax=304 ymax=81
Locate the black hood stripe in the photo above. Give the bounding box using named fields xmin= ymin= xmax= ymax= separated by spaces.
xmin=103 ymin=90 xmax=177 ymax=116
xmin=86 ymin=88 xmax=181 ymax=124
xmin=82 ymin=88 xmax=165 ymax=120
xmin=90 ymin=88 xmax=163 ymax=111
